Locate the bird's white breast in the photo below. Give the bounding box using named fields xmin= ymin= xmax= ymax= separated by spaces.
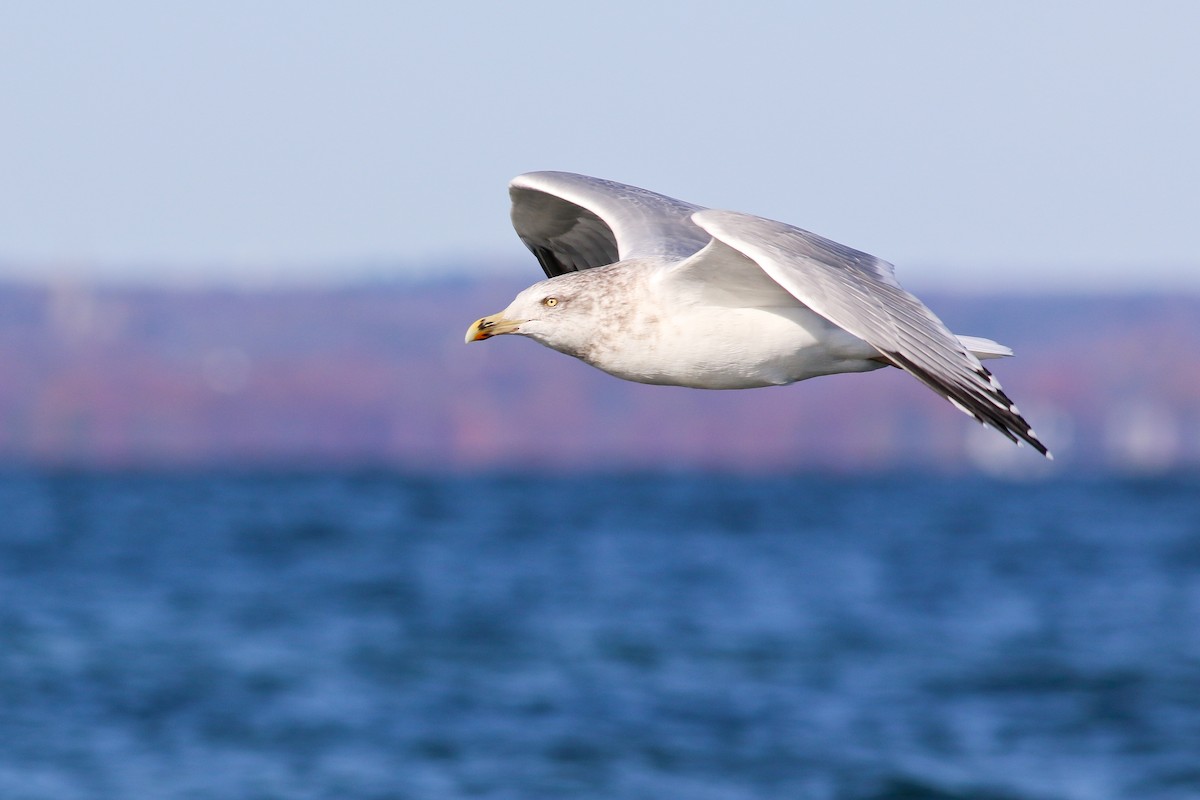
xmin=585 ymin=301 xmax=884 ymax=390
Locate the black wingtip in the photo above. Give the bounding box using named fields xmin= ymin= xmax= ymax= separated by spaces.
xmin=883 ymin=351 xmax=1052 ymax=458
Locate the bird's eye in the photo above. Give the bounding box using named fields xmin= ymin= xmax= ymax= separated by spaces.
xmin=543 ymin=297 xmax=559 ymax=307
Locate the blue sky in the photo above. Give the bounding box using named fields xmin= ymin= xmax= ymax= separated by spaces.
xmin=1 ymin=2 xmax=1197 ymax=288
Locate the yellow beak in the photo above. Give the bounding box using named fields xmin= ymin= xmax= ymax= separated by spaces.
xmin=465 ymin=312 xmax=523 ymax=343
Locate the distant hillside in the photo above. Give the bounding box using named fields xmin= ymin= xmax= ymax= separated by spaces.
xmin=2 ymin=278 xmax=1198 ymax=473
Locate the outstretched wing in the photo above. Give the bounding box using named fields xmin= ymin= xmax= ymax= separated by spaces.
xmin=684 ymin=209 xmax=1050 ymax=457
xmin=509 ymin=171 xmax=711 ymax=277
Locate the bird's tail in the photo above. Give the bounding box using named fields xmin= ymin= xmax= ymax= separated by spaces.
xmin=957 ymin=335 xmax=1013 ymax=361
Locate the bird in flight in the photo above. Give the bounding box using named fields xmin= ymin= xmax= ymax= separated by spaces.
xmin=467 ymin=172 xmax=1050 ymax=458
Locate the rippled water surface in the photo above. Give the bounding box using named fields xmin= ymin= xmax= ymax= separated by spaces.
xmin=1 ymin=471 xmax=1198 ymax=799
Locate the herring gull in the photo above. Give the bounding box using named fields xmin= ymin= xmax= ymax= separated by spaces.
xmin=466 ymin=172 xmax=1051 ymax=458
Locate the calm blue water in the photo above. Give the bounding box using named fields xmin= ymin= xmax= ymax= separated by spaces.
xmin=1 ymin=471 xmax=1198 ymax=799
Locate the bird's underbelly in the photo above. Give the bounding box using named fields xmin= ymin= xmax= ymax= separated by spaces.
xmin=589 ymin=305 xmax=885 ymax=389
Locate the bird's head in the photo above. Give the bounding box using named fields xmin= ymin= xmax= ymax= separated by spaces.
xmin=464 ymin=277 xmax=596 ymax=356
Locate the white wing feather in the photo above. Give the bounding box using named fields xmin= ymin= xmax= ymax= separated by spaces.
xmin=682 ymin=209 xmax=1049 ymax=456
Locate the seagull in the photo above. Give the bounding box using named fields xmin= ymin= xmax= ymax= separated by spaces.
xmin=466 ymin=172 xmax=1051 ymax=458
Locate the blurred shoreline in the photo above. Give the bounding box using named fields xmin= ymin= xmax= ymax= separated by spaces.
xmin=2 ymin=276 xmax=1198 ymax=475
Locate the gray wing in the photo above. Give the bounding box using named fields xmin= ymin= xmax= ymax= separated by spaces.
xmin=687 ymin=209 xmax=1051 ymax=457
xmin=509 ymin=172 xmax=711 ymax=278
